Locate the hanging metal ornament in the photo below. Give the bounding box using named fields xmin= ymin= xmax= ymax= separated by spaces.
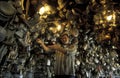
xmin=0 ymin=1 xmax=16 ymax=21
xmin=0 ymin=1 xmax=15 ymax=15
xmin=0 ymin=26 xmax=6 ymax=42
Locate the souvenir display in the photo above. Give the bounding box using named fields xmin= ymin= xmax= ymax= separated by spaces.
xmin=0 ymin=0 xmax=119 ymax=78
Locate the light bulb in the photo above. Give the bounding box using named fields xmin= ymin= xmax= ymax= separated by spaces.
xmin=38 ymin=5 xmax=51 ymax=15
xmin=57 ymin=25 xmax=61 ymax=31
xmin=106 ymin=15 xmax=112 ymax=21
xmin=39 ymin=7 xmax=45 ymax=15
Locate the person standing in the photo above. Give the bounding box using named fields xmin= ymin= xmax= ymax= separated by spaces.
xmin=36 ymin=31 xmax=78 ymax=78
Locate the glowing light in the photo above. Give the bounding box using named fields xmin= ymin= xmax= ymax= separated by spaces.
xmin=106 ymin=12 xmax=116 ymax=26
xmin=39 ymin=7 xmax=45 ymax=15
xmin=49 ymin=27 xmax=53 ymax=30
xmin=49 ymin=27 xmax=57 ymax=33
xmin=45 ymin=5 xmax=50 ymax=12
xmin=38 ymin=5 xmax=51 ymax=15
xmin=106 ymin=15 xmax=112 ymax=21
xmin=76 ymin=60 xmax=80 ymax=65
xmin=57 ymin=25 xmax=61 ymax=31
